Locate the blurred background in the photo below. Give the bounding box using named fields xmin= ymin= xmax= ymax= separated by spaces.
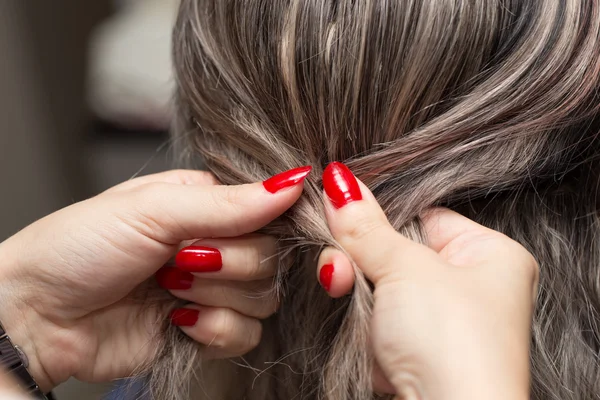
xmin=0 ymin=0 xmax=180 ymax=398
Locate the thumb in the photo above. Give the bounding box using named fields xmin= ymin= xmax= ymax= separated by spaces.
xmin=114 ymin=166 xmax=313 ymax=244
xmin=322 ymin=162 xmax=435 ymax=284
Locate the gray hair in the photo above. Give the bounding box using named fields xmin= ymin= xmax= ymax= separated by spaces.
xmin=149 ymin=0 xmax=600 ymax=399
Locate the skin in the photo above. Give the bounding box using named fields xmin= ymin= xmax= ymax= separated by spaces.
xmin=0 ymin=170 xmax=298 ymax=392
xmin=318 ymin=176 xmax=538 ymax=399
xmin=0 ymin=167 xmax=537 ymax=399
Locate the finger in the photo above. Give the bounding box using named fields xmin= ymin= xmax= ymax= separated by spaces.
xmin=322 ymin=162 xmax=435 ymax=284
xmin=170 ymin=306 xmax=262 ymax=358
xmin=156 ymin=270 xmax=278 ymax=319
xmin=316 ymin=247 xmax=355 ymax=297
xmin=421 ymin=208 xmax=501 ymax=253
xmin=174 ymin=234 xmax=282 ymax=281
xmin=105 ymin=169 xmax=218 ymax=193
xmin=421 ymin=208 xmax=536 ymax=269
xmin=118 ymin=165 xmax=312 ymax=243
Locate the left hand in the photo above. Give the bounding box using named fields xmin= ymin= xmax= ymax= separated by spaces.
xmin=0 ymin=168 xmax=309 ymax=392
xmin=316 ymin=162 xmax=536 ymax=399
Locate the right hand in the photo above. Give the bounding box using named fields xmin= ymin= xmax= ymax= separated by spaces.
xmin=317 ymin=162 xmax=538 ymax=400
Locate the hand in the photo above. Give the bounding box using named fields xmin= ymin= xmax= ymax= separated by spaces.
xmin=317 ymin=163 xmax=538 ymax=399
xmin=0 ymin=167 xmax=312 ymax=392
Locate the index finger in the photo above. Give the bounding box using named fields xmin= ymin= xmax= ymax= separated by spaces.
xmin=322 ymin=162 xmax=435 ymax=284
xmin=118 ymin=166 xmax=313 ymax=244
xmin=420 ymin=208 xmax=501 ymax=252
xmin=104 ymin=169 xmax=219 ymax=193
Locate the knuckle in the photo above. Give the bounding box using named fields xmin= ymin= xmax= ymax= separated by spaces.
xmin=241 ymin=236 xmax=278 ymax=280
xmin=206 ymin=186 xmax=247 ymax=236
xmin=340 ymin=213 xmax=388 ymax=244
xmin=115 ymin=183 xmax=171 ymax=239
xmin=133 ymin=182 xmax=195 ymax=242
xmin=245 ymin=279 xmax=279 ymax=318
xmin=133 ymin=183 xmax=171 ymax=216
xmin=257 ymin=235 xmax=278 ymax=259
xmin=176 ymin=169 xmax=215 ymax=185
xmin=205 ymin=309 xmax=235 ymax=349
xmin=206 ymin=309 xmax=262 ymax=355
xmin=244 ymin=244 xmax=265 ymax=280
xmin=492 ymin=234 xmax=539 ymax=284
xmin=243 ymin=320 xmax=263 ymax=352
xmin=219 ymin=185 xmax=245 ymax=210
xmin=364 ymin=241 xmax=405 ymax=282
xmin=137 ymin=181 xmax=167 ymax=200
xmin=517 ymin=245 xmax=540 ymax=284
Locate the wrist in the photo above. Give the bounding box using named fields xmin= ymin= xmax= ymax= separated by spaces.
xmin=0 ymin=247 xmax=79 ymax=392
xmin=391 ymin=374 xmax=529 ymax=400
xmin=387 ymin=338 xmax=530 ymax=400
xmin=0 ymin=290 xmax=61 ymax=393
xmin=393 ymin=360 xmax=530 ymax=400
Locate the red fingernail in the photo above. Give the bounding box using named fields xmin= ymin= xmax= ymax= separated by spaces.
xmin=323 ymin=162 xmax=362 ymax=208
xmin=319 ymin=263 xmax=334 ymax=292
xmin=170 ymin=308 xmax=200 ymax=327
xmin=156 ymin=267 xmax=193 ymax=290
xmin=175 ymin=246 xmax=222 ymax=272
xmin=263 ymin=166 xmax=312 ymax=193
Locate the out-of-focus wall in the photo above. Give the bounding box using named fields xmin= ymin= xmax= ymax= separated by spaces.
xmin=0 ymin=1 xmax=112 ymax=397
xmin=0 ymin=1 xmax=110 ymax=240
xmin=0 ymin=2 xmax=172 ymax=398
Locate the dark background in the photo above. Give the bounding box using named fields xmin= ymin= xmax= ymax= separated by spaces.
xmin=0 ymin=0 xmax=171 ymax=242
xmin=0 ymin=1 xmax=174 ymax=397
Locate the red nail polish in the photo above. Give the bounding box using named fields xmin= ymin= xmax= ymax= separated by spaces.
xmin=175 ymin=246 xmax=223 ymax=272
xmin=323 ymin=162 xmax=362 ymax=208
xmin=263 ymin=166 xmax=312 ymax=193
xmin=170 ymin=308 xmax=200 ymax=327
xmin=319 ymin=263 xmax=334 ymax=292
xmin=156 ymin=267 xmax=194 ymax=290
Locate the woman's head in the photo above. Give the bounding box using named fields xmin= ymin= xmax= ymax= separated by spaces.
xmin=157 ymin=1 xmax=600 ymax=399
xmin=173 ymin=0 xmax=600 ymax=226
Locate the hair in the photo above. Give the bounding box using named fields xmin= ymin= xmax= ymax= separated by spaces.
xmin=149 ymin=1 xmax=600 ymax=399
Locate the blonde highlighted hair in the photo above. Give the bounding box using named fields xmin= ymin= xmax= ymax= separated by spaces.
xmin=149 ymin=1 xmax=600 ymax=399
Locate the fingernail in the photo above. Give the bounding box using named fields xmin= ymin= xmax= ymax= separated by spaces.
xmin=175 ymin=246 xmax=222 ymax=272
xmin=263 ymin=166 xmax=312 ymax=193
xmin=170 ymin=308 xmax=200 ymax=327
xmin=319 ymin=263 xmax=334 ymax=292
xmin=323 ymin=162 xmax=362 ymax=208
xmin=156 ymin=267 xmax=193 ymax=290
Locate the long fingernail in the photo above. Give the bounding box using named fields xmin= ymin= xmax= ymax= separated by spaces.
xmin=263 ymin=166 xmax=312 ymax=193
xmin=319 ymin=263 xmax=334 ymax=292
xmin=323 ymin=162 xmax=362 ymax=208
xmin=175 ymin=246 xmax=222 ymax=272
xmin=156 ymin=267 xmax=194 ymax=290
xmin=170 ymin=308 xmax=200 ymax=327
